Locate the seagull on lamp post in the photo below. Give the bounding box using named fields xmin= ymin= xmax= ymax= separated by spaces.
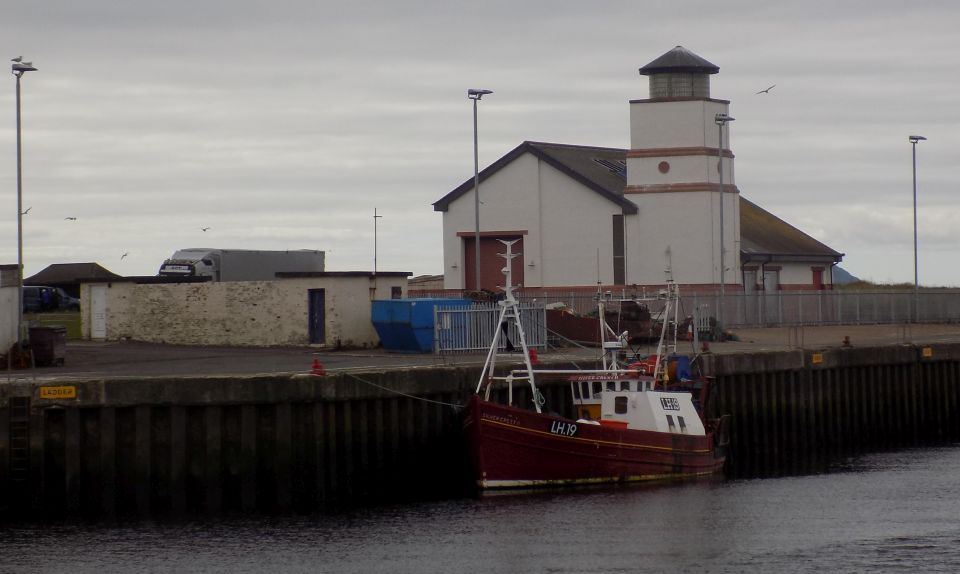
xmin=11 ymin=56 xmax=22 ymax=62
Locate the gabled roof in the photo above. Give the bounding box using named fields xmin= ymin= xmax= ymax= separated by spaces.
xmin=433 ymin=141 xmax=639 ymax=215
xmin=740 ymin=198 xmax=843 ymax=262
xmin=434 ymin=141 xmax=842 ymax=263
xmin=25 ymin=262 xmax=122 ymax=285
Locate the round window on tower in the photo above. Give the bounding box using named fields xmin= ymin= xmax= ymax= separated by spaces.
xmin=658 ymin=161 xmax=670 ymax=174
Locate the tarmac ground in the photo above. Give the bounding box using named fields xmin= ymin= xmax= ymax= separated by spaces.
xmin=5 ymin=323 xmax=960 ymax=381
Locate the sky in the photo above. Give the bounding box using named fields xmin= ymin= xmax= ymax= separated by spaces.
xmin=1 ymin=0 xmax=958 ymax=286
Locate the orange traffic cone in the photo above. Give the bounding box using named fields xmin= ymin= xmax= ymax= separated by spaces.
xmin=311 ymin=358 xmax=326 ymax=376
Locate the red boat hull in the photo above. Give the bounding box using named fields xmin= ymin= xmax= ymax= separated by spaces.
xmin=464 ymin=395 xmax=726 ymax=489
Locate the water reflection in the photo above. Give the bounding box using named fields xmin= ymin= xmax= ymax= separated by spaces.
xmin=3 ymin=446 xmax=960 ymax=573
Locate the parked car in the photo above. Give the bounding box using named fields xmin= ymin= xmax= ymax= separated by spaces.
xmin=55 ymin=287 xmax=80 ymax=311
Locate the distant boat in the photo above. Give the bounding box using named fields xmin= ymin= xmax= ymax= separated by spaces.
xmin=464 ymin=241 xmax=729 ymax=490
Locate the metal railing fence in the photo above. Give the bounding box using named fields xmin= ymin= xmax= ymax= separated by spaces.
xmin=433 ymin=302 xmax=546 ymax=354
xmin=417 ymin=289 xmax=960 ymax=329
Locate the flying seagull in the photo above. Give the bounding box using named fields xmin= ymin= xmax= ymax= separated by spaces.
xmin=201 ymin=227 xmax=211 ymax=232
xmin=11 ymin=56 xmax=22 ymax=62
xmin=22 ymin=206 xmax=32 ymax=215
xmin=65 ymin=216 xmax=77 ymax=221
xmin=756 ymin=84 xmax=776 ymax=94
xmin=121 ymin=252 xmax=129 ymax=260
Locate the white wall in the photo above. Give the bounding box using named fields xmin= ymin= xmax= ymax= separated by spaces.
xmin=629 ymin=99 xmax=730 ymax=156
xmin=80 ymin=276 xmax=407 ymax=347
xmin=0 ymin=286 xmax=17 ymax=352
xmin=442 ymin=153 xmax=541 ymax=289
xmin=626 ymin=96 xmax=740 ymax=287
xmin=441 ymin=152 xmax=624 ymax=289
xmin=538 ymin=161 xmax=622 ymax=286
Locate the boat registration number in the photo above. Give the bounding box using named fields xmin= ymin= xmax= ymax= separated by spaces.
xmin=550 ymin=420 xmax=578 ymax=437
xmin=659 ymin=397 xmax=681 ymax=411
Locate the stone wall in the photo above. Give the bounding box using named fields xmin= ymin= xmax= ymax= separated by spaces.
xmin=80 ymin=276 xmax=406 ymax=347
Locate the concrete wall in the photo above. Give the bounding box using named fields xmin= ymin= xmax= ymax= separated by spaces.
xmin=80 ymin=276 xmax=406 ymax=347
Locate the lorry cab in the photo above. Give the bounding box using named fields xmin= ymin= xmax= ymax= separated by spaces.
xmin=158 ymin=249 xmax=219 ymax=279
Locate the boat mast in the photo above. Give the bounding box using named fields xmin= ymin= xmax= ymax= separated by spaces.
xmin=652 ymin=280 xmax=680 ymax=386
xmin=475 ymin=240 xmax=542 ymax=412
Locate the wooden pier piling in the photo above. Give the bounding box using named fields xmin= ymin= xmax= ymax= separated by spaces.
xmin=2 ymin=343 xmax=959 ymax=518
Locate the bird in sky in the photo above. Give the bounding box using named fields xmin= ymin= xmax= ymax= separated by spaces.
xmin=756 ymin=84 xmax=776 ymax=94
xmin=65 ymin=216 xmax=77 ymax=221
xmin=201 ymin=227 xmax=211 ymax=232
xmin=22 ymin=206 xmax=32 ymax=215
xmin=11 ymin=56 xmax=22 ymax=62
xmin=121 ymin=252 xmax=129 ymax=260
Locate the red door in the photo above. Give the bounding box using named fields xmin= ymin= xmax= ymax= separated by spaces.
xmin=812 ymin=268 xmax=824 ymax=290
xmin=464 ymin=236 xmax=524 ymax=292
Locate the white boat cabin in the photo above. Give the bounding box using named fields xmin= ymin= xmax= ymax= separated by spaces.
xmin=570 ymin=375 xmax=655 ymax=421
xmin=593 ymin=390 xmax=706 ymax=436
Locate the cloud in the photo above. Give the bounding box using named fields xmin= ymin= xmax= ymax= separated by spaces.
xmin=1 ymin=0 xmax=958 ymax=286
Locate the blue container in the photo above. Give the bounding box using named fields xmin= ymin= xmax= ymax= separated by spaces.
xmin=372 ymin=298 xmax=472 ymax=353
xmin=670 ymin=355 xmax=691 ymax=381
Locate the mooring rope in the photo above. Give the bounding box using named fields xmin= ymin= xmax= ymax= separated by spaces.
xmin=342 ymin=372 xmax=463 ymax=409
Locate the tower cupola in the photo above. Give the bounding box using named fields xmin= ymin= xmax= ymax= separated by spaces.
xmin=639 ymin=45 xmax=719 ymax=99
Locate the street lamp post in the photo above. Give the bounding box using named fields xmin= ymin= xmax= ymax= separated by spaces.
xmin=468 ymin=88 xmax=492 ymax=292
xmin=715 ymin=113 xmax=735 ymax=330
xmin=373 ymin=207 xmax=382 ymax=276
xmin=909 ymin=135 xmax=926 ymax=323
xmin=12 ymin=58 xmax=37 ymax=348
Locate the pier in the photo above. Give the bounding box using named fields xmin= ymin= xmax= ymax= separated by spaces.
xmin=2 ymin=328 xmax=959 ymax=518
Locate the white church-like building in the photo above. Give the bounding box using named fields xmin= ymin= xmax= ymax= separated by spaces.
xmin=433 ymin=46 xmax=843 ymax=294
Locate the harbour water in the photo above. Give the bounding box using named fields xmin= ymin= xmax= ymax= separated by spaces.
xmin=3 ymin=445 xmax=959 ymax=573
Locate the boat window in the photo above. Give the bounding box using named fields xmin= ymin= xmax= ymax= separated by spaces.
xmin=581 ymin=382 xmax=591 ymax=399
xmin=606 ymin=381 xmax=616 ymax=391
xmin=620 ymin=381 xmax=630 ymax=391
xmin=678 ymin=416 xmax=687 ymax=432
xmin=572 ymin=384 xmax=580 ymax=400
xmin=592 ymin=382 xmax=603 ymax=396
xmin=666 ymin=415 xmax=676 ymax=429
xmin=615 ymin=396 xmax=628 ymax=414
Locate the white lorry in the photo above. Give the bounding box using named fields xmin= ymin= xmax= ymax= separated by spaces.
xmin=158 ymin=248 xmax=325 ymax=281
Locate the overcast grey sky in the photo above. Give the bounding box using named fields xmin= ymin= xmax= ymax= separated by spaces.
xmin=1 ymin=0 xmax=958 ymax=285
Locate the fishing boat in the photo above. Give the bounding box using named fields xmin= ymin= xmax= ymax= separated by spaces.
xmin=464 ymin=240 xmax=729 ymax=490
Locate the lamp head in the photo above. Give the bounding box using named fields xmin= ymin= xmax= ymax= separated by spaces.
xmin=715 ymin=113 xmax=735 ymax=124
xmin=12 ymin=61 xmax=37 ymax=74
xmin=468 ymin=88 xmax=493 ymax=100
xmin=908 ymin=135 xmax=926 ymax=144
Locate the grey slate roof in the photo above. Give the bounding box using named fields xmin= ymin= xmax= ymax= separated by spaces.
xmin=639 ymin=45 xmax=720 ymax=76
xmin=25 ymin=262 xmax=122 ymax=285
xmin=740 ymin=197 xmax=843 ymax=262
xmin=434 ymin=142 xmax=842 ymax=262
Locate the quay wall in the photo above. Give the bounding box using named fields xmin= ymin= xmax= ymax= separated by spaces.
xmin=2 ymin=343 xmax=959 ymax=518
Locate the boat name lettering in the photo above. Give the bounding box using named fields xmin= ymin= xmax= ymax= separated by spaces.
xmin=659 ymin=397 xmax=681 ymax=411
xmin=482 ymin=413 xmax=520 ymax=426
xmin=550 ymin=420 xmax=578 ymax=437
xmin=568 ymin=375 xmax=640 ymax=382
